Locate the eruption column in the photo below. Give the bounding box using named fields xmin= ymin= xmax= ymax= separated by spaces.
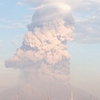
xmin=5 ymin=1 xmax=74 ymax=100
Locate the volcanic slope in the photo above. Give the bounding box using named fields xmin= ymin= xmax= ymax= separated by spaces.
xmin=0 ymin=84 xmax=98 ymax=100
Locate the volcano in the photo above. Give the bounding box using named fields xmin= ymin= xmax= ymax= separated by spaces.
xmin=1 ymin=1 xmax=98 ymax=100
xmin=0 ymin=84 xmax=98 ymax=100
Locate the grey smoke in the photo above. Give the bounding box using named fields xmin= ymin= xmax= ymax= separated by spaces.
xmin=5 ymin=1 xmax=74 ymax=80
xmin=5 ymin=0 xmax=74 ymax=99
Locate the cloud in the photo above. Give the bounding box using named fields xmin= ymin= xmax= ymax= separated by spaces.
xmin=0 ymin=25 xmax=10 ymax=29
xmin=11 ymin=40 xmax=18 ymax=46
xmin=16 ymin=34 xmax=24 ymax=38
xmin=21 ymin=0 xmax=68 ymax=7
xmin=0 ymin=40 xmax=2 ymax=42
xmin=12 ymin=23 xmax=25 ymax=28
xmin=17 ymin=2 xmax=24 ymax=6
xmin=29 ymin=5 xmax=44 ymax=10
xmin=11 ymin=34 xmax=24 ymax=46
xmin=68 ymin=0 xmax=100 ymax=44
xmin=73 ymin=13 xmax=100 ymax=44
xmin=23 ymin=15 xmax=33 ymax=19
xmin=0 ymin=18 xmax=12 ymax=23
xmin=0 ymin=18 xmax=27 ymax=29
xmin=21 ymin=0 xmax=100 ymax=44
xmin=20 ymin=15 xmax=33 ymax=24
xmin=5 ymin=0 xmax=74 ymax=86
xmin=0 ymin=23 xmax=25 ymax=29
xmin=6 ymin=19 xmax=73 ymax=68
xmin=5 ymin=4 xmax=73 ymax=97
xmin=0 ymin=40 xmax=3 ymax=47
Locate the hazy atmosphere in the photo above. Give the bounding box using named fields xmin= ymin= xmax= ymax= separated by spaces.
xmin=0 ymin=0 xmax=100 ymax=99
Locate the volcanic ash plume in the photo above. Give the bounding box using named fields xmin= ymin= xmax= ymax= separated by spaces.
xmin=5 ymin=1 xmax=74 ymax=100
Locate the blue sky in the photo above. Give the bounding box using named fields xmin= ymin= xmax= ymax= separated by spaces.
xmin=0 ymin=0 xmax=100 ymax=98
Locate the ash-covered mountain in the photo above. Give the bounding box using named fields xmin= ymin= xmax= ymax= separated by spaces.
xmin=0 ymin=84 xmax=98 ymax=100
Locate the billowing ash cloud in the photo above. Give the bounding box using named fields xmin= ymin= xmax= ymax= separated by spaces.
xmin=23 ymin=0 xmax=71 ymax=7
xmin=5 ymin=0 xmax=74 ymax=81
xmin=5 ymin=1 xmax=74 ymax=99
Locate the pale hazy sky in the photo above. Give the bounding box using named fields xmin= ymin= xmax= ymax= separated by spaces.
xmin=0 ymin=0 xmax=100 ymax=98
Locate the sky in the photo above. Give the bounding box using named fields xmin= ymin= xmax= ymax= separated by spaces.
xmin=0 ymin=0 xmax=100 ymax=98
